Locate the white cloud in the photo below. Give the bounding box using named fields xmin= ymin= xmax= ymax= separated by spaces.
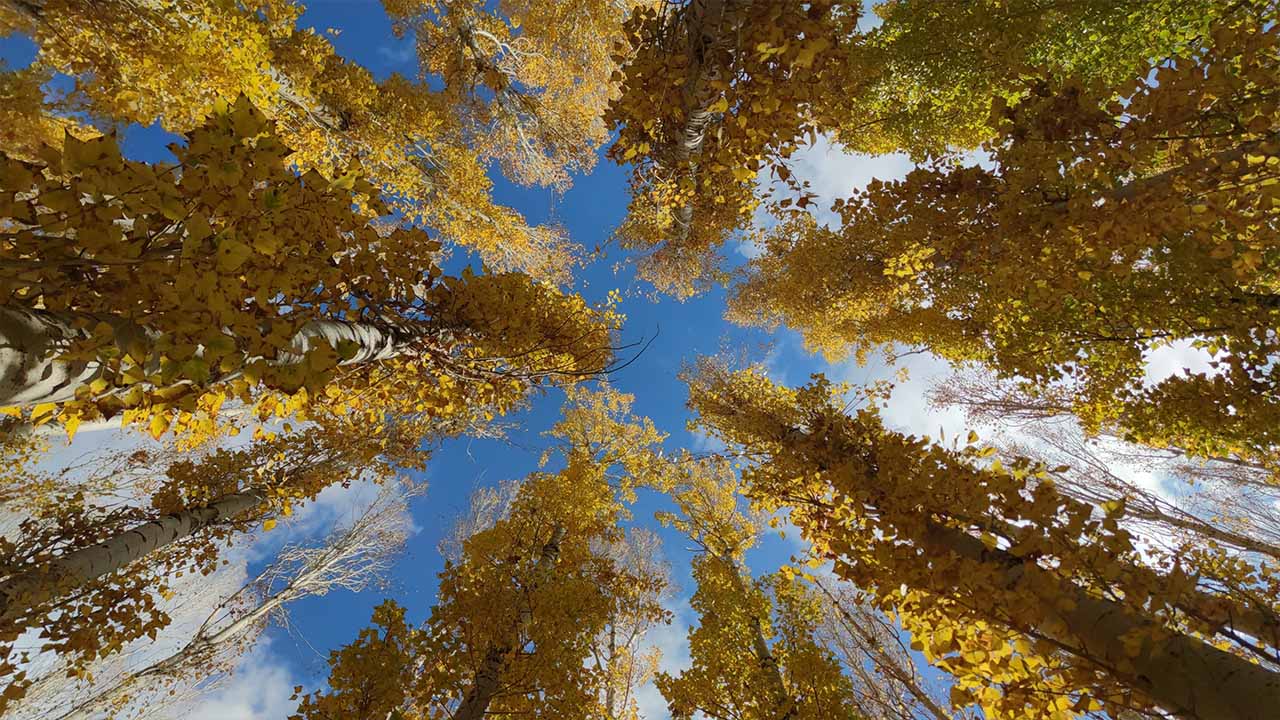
xmin=633 ymin=594 xmax=694 ymax=720
xmin=784 ymin=136 xmax=913 ymax=212
xmin=184 ymin=638 xmax=303 ymax=720
xmin=831 ymin=349 xmax=969 ymax=443
xmin=1143 ymin=339 xmax=1223 ymax=387
xmin=247 ymin=476 xmax=388 ymax=562
xmin=739 ymin=135 xmax=914 ymax=259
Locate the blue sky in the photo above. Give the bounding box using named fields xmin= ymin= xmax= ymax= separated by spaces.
xmin=0 ymin=4 xmax=993 ymax=717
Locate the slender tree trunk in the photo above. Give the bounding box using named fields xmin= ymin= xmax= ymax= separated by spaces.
xmin=718 ymin=554 xmax=794 ymax=720
xmin=0 ymin=306 xmax=409 ymax=408
xmin=919 ymin=520 xmax=1280 ymax=720
xmin=0 ymin=490 xmax=264 ymax=627
xmin=1125 ymin=501 xmax=1280 ymax=562
xmin=660 ymin=0 xmax=749 ymax=244
xmin=603 ymin=623 xmax=618 ymax=718
xmin=814 ymin=580 xmax=952 ymax=720
xmin=450 ymin=525 xmax=566 ymax=720
xmin=1050 ymin=132 xmax=1280 ymax=210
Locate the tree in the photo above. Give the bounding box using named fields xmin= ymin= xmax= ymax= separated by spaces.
xmin=0 ymin=418 xmax=426 ymax=708
xmin=828 ymin=0 xmax=1234 ymax=157
xmin=607 ymin=0 xmax=858 ymax=296
xmin=606 ymin=0 xmax=1230 ymax=295
xmin=949 ymin=389 xmax=1280 ymax=565
xmin=729 ymin=6 xmax=1280 ymax=467
xmin=14 ymin=480 xmax=420 ymax=720
xmin=0 ymin=0 xmax=640 ymax=279
xmin=384 ymin=0 xmax=653 ymax=190
xmin=293 ymin=388 xmax=671 ymax=720
xmin=0 ymin=100 xmax=620 ymax=440
xmin=656 ymin=454 xmax=858 ymax=720
xmin=810 ymin=577 xmax=964 ymax=720
xmin=688 ymin=363 xmax=1280 ymax=719
xmin=928 ymin=368 xmax=1280 ymax=561
xmin=0 ymin=61 xmax=87 ymax=164
xmin=588 ymin=528 xmax=671 ymax=720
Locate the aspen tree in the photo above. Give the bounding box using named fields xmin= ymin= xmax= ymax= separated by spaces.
xmin=17 ymin=482 xmax=418 ymax=720
xmin=0 ymin=100 xmax=620 ymax=441
xmin=730 ymin=7 xmax=1280 ymax=466
xmin=607 ymin=0 xmax=1227 ymax=295
xmin=293 ymin=388 xmax=671 ymax=720
xmin=1 ymin=0 xmax=635 ymax=278
xmin=0 ymin=420 xmax=424 ymax=706
xmin=656 ymin=454 xmax=857 ymax=720
xmin=688 ymin=364 xmax=1280 ymax=719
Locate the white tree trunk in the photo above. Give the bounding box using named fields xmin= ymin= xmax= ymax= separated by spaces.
xmin=718 ymin=554 xmax=794 ymax=719
xmin=0 ymin=307 xmax=409 ymax=408
xmin=0 ymin=490 xmax=264 ymax=626
xmin=662 ymin=0 xmax=745 ymax=243
xmin=451 ymin=525 xmax=565 ymax=720
xmin=47 ymin=483 xmax=414 ymax=720
xmin=920 ymin=520 xmax=1280 ymax=719
xmin=0 ymin=308 xmax=100 ymax=407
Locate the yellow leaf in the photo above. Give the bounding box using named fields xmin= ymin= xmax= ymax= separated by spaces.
xmin=216 ymin=238 xmax=253 ymax=272
xmin=263 ymin=518 xmax=277 ymax=532
xmin=31 ymin=402 xmax=58 ymax=425
xmin=64 ymin=414 xmax=81 ymax=442
xmin=149 ymin=413 xmax=171 ymax=439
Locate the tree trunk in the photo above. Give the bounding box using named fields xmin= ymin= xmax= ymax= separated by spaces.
xmin=661 ymin=0 xmax=748 ymax=244
xmin=814 ymin=580 xmax=952 ymax=720
xmin=919 ymin=520 xmax=1280 ymax=720
xmin=603 ymin=623 xmax=618 ymax=718
xmin=0 ymin=307 xmax=99 ymax=407
xmin=746 ymin=414 xmax=1280 ymax=719
xmin=450 ymin=525 xmax=565 ymax=720
xmin=0 ymin=306 xmax=409 ymax=408
xmin=0 ymin=490 xmax=265 ymax=627
xmin=718 ymin=554 xmax=794 ymax=720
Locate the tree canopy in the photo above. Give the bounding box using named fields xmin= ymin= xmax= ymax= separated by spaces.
xmin=2 ymin=1 xmax=1278 ymax=719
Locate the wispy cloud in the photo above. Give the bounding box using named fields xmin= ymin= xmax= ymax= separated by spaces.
xmin=186 ymin=637 xmax=305 ymax=720
xmin=377 ymin=41 xmax=417 ymax=68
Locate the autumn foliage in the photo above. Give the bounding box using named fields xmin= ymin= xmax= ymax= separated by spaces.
xmin=3 ymin=1 xmax=1280 ymax=719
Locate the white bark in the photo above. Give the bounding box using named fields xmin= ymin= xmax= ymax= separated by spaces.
xmin=720 ymin=554 xmax=794 ymax=720
xmin=659 ymin=0 xmax=747 ymax=243
xmin=0 ymin=490 xmax=264 ymax=626
xmin=45 ymin=483 xmax=416 ymax=720
xmin=0 ymin=308 xmax=99 ymax=407
xmin=0 ymin=306 xmax=410 ymax=408
xmin=921 ymin=521 xmax=1280 ymax=720
xmin=451 ymin=524 xmax=566 ymax=720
